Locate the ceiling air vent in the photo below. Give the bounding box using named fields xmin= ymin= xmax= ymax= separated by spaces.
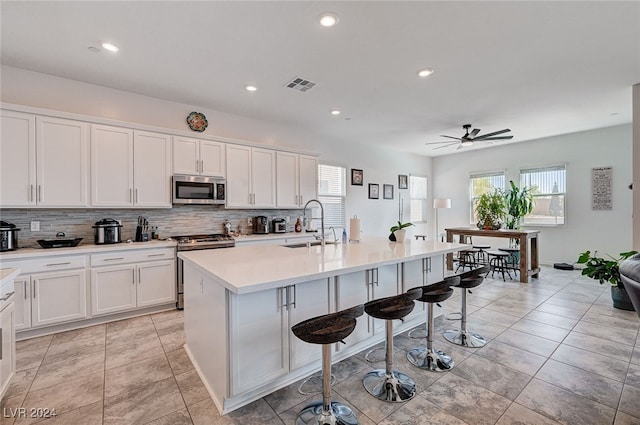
xmin=285 ymin=77 xmax=317 ymax=92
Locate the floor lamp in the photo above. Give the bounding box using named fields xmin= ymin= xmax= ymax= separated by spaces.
xmin=433 ymin=198 xmax=451 ymax=242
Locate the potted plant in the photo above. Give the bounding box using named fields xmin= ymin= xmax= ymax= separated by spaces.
xmin=475 ymin=190 xmax=506 ymax=230
xmin=389 ymin=221 xmax=413 ymax=242
xmin=504 ymin=180 xmax=535 ymax=230
xmin=577 ymin=250 xmax=639 ymax=310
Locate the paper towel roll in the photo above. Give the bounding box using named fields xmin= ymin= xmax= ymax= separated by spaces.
xmin=349 ymin=216 xmax=360 ymax=242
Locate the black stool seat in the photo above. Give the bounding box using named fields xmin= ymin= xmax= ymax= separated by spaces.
xmin=472 ymin=244 xmax=491 ymax=249
xmin=362 ymin=287 xmax=422 ymax=403
xmin=453 ymin=265 xmax=490 ymax=281
xmin=487 ymin=250 xmax=509 ymax=257
xmin=292 ymin=305 xmax=365 ymax=425
xmin=457 ymin=276 xmax=484 ymax=289
xmin=293 ymin=305 xmax=364 ymax=345
xmin=364 ymin=287 xmax=422 ymax=321
xmin=406 ymin=276 xmax=459 ymax=372
xmin=498 ymin=247 xmax=519 ymax=253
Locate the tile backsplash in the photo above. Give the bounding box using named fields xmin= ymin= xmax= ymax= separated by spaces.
xmin=0 ymin=206 xmax=304 ymax=248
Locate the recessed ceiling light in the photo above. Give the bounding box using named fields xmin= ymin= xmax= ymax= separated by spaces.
xmin=330 ymin=110 xmax=341 ymax=116
xmin=319 ymin=12 xmax=339 ymax=27
xmin=418 ymin=68 xmax=434 ymax=78
xmin=245 ymin=85 xmax=258 ymax=92
xmin=101 ymin=42 xmax=119 ymax=52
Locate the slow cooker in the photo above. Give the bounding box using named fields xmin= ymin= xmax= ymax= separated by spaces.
xmin=93 ymin=218 xmax=123 ymax=244
xmin=0 ymin=220 xmax=20 ymax=251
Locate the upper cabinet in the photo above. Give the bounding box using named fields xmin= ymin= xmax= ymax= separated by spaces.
xmin=91 ymin=125 xmax=171 ymax=208
xmin=226 ymin=145 xmax=276 ymax=208
xmin=173 ymin=136 xmax=225 ymax=177
xmin=276 ymin=152 xmax=317 ymax=208
xmin=0 ymin=110 xmax=36 ymax=207
xmin=0 ymin=112 xmax=89 ymax=208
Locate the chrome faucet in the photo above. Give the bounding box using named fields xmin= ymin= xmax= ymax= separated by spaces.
xmin=303 ymin=199 xmax=325 ymax=246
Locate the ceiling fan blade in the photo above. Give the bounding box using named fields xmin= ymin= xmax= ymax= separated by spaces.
xmin=425 ymin=140 xmax=460 ymax=145
xmin=456 ymin=144 xmax=464 ymax=150
xmin=473 ymin=128 xmax=511 ymax=140
xmin=439 ymin=135 xmax=464 ymax=141
xmin=433 ymin=142 xmax=459 ymax=150
xmin=479 ymin=135 xmax=513 ymax=141
xmin=469 ymin=128 xmax=481 ymax=138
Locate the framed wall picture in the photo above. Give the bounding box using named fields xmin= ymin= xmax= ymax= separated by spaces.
xmin=398 ymin=175 xmax=408 ymax=189
xmin=383 ymin=184 xmax=394 ymax=199
xmin=351 ymin=169 xmax=363 ymax=186
xmin=368 ymin=183 xmax=379 ymax=199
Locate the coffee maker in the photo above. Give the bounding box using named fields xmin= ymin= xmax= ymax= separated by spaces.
xmin=253 ymin=216 xmax=269 ymax=234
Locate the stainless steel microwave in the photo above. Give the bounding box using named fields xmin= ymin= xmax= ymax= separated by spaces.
xmin=172 ymin=175 xmax=226 ymax=205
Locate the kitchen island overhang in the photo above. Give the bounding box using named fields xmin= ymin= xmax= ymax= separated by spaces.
xmin=179 ymin=237 xmax=467 ymax=414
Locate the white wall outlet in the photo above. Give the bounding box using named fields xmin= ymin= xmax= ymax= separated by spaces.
xmin=247 ymin=217 xmax=252 ymax=226
xmin=30 ymin=221 xmax=40 ymax=231
xmin=285 ymin=216 xmax=290 ymax=223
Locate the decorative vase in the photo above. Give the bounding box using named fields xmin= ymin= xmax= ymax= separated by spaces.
xmin=394 ymin=229 xmax=406 ymax=243
xmin=611 ymin=285 xmax=634 ymax=311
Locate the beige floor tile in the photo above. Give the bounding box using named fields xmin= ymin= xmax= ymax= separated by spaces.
xmin=187 ymin=398 xmax=221 ymax=425
xmin=166 ymin=348 xmax=195 ymax=375
xmin=495 ymin=403 xmax=561 ymax=425
xmin=104 ymin=354 xmax=173 ymax=399
xmin=106 ymin=320 xmax=158 ymax=346
xmin=511 ymin=318 xmax=570 ymax=342
xmin=105 ymin=333 xmax=165 ymax=370
xmin=562 ymin=331 xmax=634 ymax=363
xmin=614 ymin=411 xmax=640 ymax=425
xmin=30 ymin=401 xmax=103 ymax=425
xmin=551 ymin=344 xmax=628 ymax=382
xmin=106 ymin=315 xmax=154 ymax=335
xmin=49 ymin=324 xmax=105 ymax=346
xmin=619 ymin=384 xmax=640 ymax=419
xmin=175 ymin=369 xmax=210 ymax=406
xmin=31 ymin=350 xmax=105 ymax=391
xmin=15 ymin=335 xmax=52 ymax=353
xmin=103 ymin=376 xmax=185 ymax=425
xmin=150 ymin=309 xmax=184 ymax=324
xmin=4 ymin=368 xmax=37 ymax=399
xmin=15 ymin=347 xmax=48 ymax=372
xmin=451 ymin=354 xmax=532 ymax=399
xmin=144 ymin=408 xmax=193 ymax=425
xmin=41 ymin=333 xmax=105 ymax=366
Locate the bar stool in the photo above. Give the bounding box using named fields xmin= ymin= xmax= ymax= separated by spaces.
xmin=414 ymin=235 xmax=427 ymax=241
xmin=362 ymin=288 xmax=422 ymax=402
xmin=472 ymin=244 xmax=491 ymax=264
xmin=456 ymin=248 xmax=479 ymax=272
xmin=486 ymin=250 xmax=512 ymax=281
xmin=443 ymin=265 xmax=490 ymax=348
xmin=406 ymin=276 xmax=460 ymax=372
xmin=499 ymin=247 xmax=520 ymax=277
xmin=292 ymin=304 xmax=365 ymax=425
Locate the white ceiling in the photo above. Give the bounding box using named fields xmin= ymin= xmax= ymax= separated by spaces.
xmin=1 ymin=1 xmax=639 ymax=156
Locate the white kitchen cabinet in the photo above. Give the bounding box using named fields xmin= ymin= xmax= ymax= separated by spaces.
xmin=90 ymin=126 xmax=171 ymax=207
xmin=31 ymin=269 xmax=88 ymax=327
xmin=90 ymin=252 xmax=175 ymax=316
xmin=0 ymin=298 xmax=16 ymax=400
xmin=0 ymin=112 xmax=88 ymax=208
xmin=276 ymin=152 xmax=318 ymax=209
xmin=173 ymin=136 xmax=225 ymax=177
xmin=91 ymin=125 xmax=134 ymax=207
xmin=401 ymin=255 xmax=445 ymax=324
xmin=13 ymin=276 xmax=31 ymax=331
xmin=36 ymin=116 xmax=89 ymax=207
xmin=0 ymin=110 xmax=36 ymax=207
xmin=226 ymin=145 xmax=276 ymax=208
xmin=133 ymin=130 xmax=172 ymax=207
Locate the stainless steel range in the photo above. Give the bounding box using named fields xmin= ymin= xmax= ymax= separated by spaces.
xmin=175 ymin=233 xmax=235 ymax=309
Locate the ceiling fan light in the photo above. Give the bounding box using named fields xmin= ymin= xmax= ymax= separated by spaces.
xmin=461 ymin=140 xmax=473 ymax=147
xmin=319 ymin=12 xmax=339 ymax=27
xmin=417 ymin=68 xmax=434 ymax=78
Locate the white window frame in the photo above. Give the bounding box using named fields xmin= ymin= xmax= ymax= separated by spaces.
xmin=469 ymin=170 xmax=506 ymax=224
xmin=520 ymin=164 xmax=567 ymax=227
xmin=317 ymin=163 xmax=346 ymax=228
xmin=409 ymin=175 xmax=428 ymax=223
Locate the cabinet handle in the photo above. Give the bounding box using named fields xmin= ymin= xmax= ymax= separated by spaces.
xmin=294 ymin=195 xmax=298 ymax=205
xmin=32 ymin=281 xmax=36 ymax=299
xmin=0 ymin=291 xmax=15 ymax=301
xmin=147 ymin=253 xmax=165 ymax=257
xmin=38 ymin=185 xmax=42 ymax=202
xmin=129 ymin=188 xmax=132 ymax=203
xmin=24 ymin=284 xmax=27 ymax=300
xmin=138 ymin=269 xmax=141 ymax=284
xmin=135 ymin=189 xmax=138 ymax=203
xmin=46 ymin=262 xmax=71 ymax=267
xmin=200 ymin=160 xmax=204 ymax=173
xmin=291 ymin=285 xmax=296 ymax=309
xmin=300 ymin=195 xmax=303 ymax=205
xmin=104 ymin=257 xmax=124 ymax=261
xmin=132 ymin=269 xmax=135 ymax=285
xmin=29 ymin=184 xmax=34 ymax=202
xmin=285 ymin=285 xmax=290 ymax=311
xmin=196 ymin=159 xmax=200 ymax=174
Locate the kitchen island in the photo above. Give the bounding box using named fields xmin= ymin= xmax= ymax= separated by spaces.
xmin=179 ymin=237 xmax=465 ymax=414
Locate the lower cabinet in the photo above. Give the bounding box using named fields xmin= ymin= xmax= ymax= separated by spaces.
xmin=402 ymin=255 xmax=445 ymax=324
xmin=228 ymin=278 xmax=331 ymax=396
xmin=27 ymin=269 xmax=88 ymax=328
xmin=13 ymin=276 xmax=32 ymax=331
xmin=91 ymin=260 xmax=175 ymax=315
xmin=0 ymin=298 xmax=16 ymax=400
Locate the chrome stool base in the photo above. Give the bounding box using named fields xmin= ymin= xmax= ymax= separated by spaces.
xmin=362 ymin=369 xmax=417 ymax=402
xmin=406 ymin=346 xmax=454 ymax=372
xmin=298 ymin=373 xmax=337 ymax=396
xmin=407 ymin=327 xmax=427 ymax=339
xmin=296 ymin=401 xmax=359 ymax=425
xmin=443 ymin=329 xmax=487 ymax=348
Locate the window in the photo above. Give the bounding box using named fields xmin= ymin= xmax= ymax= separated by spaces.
xmin=409 ymin=176 xmax=428 ymax=222
xmin=317 ymin=164 xmax=346 ymax=227
xmin=520 ymin=165 xmax=566 ymax=226
xmin=469 ymin=171 xmax=505 ymax=223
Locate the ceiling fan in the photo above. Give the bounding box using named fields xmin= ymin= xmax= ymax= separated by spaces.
xmin=425 ymin=124 xmax=513 ymax=150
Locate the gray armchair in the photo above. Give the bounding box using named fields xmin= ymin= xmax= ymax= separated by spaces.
xmin=620 ymin=253 xmax=640 ymax=317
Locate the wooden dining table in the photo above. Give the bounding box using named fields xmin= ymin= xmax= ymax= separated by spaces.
xmin=445 ymin=227 xmax=540 ymax=283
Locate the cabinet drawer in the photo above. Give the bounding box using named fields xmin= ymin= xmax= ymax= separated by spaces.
xmin=90 ymin=248 xmax=175 ymax=266
xmin=1 ymin=256 xmax=86 ymax=274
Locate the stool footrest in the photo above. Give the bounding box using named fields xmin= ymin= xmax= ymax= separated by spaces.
xmin=443 ymin=329 xmax=487 ymax=348
xmin=406 ymin=346 xmax=454 ymax=371
xmin=296 ymin=400 xmax=359 ymax=425
xmin=362 ymin=369 xmax=417 ymax=402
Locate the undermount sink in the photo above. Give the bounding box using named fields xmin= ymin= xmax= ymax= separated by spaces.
xmin=283 ymin=240 xmax=336 ymax=248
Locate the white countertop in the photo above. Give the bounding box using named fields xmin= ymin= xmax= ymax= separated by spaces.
xmin=179 ymin=237 xmax=466 ymax=294
xmin=233 ymin=232 xmax=316 ymax=243
xmin=0 ymin=240 xmax=177 ymax=260
xmin=0 ymin=268 xmax=20 ymax=285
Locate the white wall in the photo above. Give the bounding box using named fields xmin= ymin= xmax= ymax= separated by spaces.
xmin=1 ymin=66 xmax=433 ymax=239
xmin=433 ymin=125 xmax=633 ymax=265
xmin=633 ymin=83 xmax=640 ymax=250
